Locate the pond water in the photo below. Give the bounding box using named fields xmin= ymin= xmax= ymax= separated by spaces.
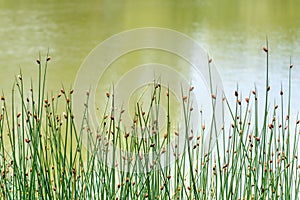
xmin=1 ymin=0 xmax=300 ymax=122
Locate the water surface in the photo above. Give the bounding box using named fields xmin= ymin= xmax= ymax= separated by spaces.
xmin=1 ymin=0 xmax=300 ymax=117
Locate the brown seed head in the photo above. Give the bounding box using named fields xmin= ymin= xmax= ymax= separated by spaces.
xmin=234 ymin=91 xmax=238 ymax=97
xmin=245 ymin=97 xmax=249 ymax=103
xmin=268 ymin=124 xmax=274 ymax=129
xmin=164 ymin=133 xmax=168 ymax=139
xmin=263 ymin=46 xmax=268 ymax=53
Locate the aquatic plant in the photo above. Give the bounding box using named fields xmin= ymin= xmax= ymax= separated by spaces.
xmin=0 ymin=46 xmax=299 ymax=199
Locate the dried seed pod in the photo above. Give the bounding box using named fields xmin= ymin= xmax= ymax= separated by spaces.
xmin=245 ymin=97 xmax=249 ymax=103
xmin=263 ymin=46 xmax=268 ymax=53
xmin=234 ymin=91 xmax=238 ymax=97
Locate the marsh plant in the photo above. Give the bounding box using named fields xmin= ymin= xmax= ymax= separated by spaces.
xmin=0 ymin=46 xmax=300 ymax=199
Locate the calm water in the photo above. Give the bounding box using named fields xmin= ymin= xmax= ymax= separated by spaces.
xmin=1 ymin=0 xmax=300 ymax=117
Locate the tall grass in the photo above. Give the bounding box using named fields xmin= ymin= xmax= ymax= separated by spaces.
xmin=0 ymin=47 xmax=299 ymax=199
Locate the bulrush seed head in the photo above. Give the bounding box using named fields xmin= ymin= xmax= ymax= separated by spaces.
xmin=245 ymin=97 xmax=249 ymax=103
xmin=234 ymin=91 xmax=238 ymax=97
xmin=263 ymin=46 xmax=268 ymax=53
xmin=17 ymin=75 xmax=22 ymax=80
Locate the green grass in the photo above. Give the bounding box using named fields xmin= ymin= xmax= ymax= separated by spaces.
xmin=0 ymin=46 xmax=300 ymax=199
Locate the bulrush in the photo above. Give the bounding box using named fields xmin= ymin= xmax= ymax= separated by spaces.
xmin=163 ymin=133 xmax=168 ymax=139
xmin=63 ymin=112 xmax=67 ymax=119
xmin=280 ymin=90 xmax=283 ymax=95
xmin=174 ymin=131 xmax=179 ymax=136
xmin=245 ymin=97 xmax=249 ymax=103
xmin=263 ymin=46 xmax=268 ymax=53
xmin=17 ymin=74 xmax=22 ymax=80
xmin=234 ymin=91 xmax=238 ymax=97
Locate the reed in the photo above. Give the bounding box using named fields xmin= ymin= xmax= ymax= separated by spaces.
xmin=0 ymin=46 xmax=299 ymax=199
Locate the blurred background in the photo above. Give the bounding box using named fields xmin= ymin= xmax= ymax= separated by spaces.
xmin=0 ymin=0 xmax=299 ymax=115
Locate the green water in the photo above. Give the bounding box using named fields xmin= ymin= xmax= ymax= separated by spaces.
xmin=1 ymin=0 xmax=300 ymax=111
